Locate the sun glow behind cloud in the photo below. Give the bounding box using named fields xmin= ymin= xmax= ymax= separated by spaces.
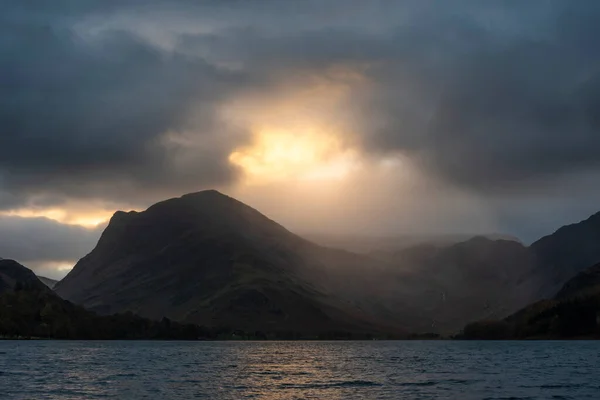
xmin=229 ymin=128 xmax=360 ymax=184
xmin=224 ymin=67 xmax=367 ymax=185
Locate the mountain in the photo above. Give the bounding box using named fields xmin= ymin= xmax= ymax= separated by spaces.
xmin=304 ymin=233 xmax=521 ymax=255
xmin=530 ymin=211 xmax=600 ymax=297
xmin=55 ymin=190 xmax=404 ymax=336
xmin=461 ymin=262 xmax=600 ymax=339
xmin=37 ymin=276 xmax=58 ymax=289
xmin=555 ymin=263 xmax=600 ymax=300
xmin=53 ymin=190 xmax=600 ymax=336
xmin=379 ymin=236 xmax=539 ymax=333
xmin=0 ymin=259 xmax=219 ymax=340
xmin=1 ymin=259 xmax=50 ymax=293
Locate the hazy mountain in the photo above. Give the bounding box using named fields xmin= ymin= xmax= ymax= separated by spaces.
xmin=37 ymin=276 xmax=58 ymax=289
xmin=408 ymin=211 xmax=600 ymax=333
xmin=461 ymin=262 xmax=600 ymax=339
xmin=375 ymin=236 xmax=539 ymax=333
xmin=304 ymin=233 xmax=521 ymax=255
xmin=55 ymin=190 xmax=405 ymax=336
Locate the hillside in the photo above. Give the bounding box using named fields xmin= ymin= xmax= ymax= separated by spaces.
xmin=530 ymin=211 xmax=600 ymax=297
xmin=461 ymin=262 xmax=600 ymax=339
xmin=0 ymin=259 xmax=49 ymax=293
xmin=386 ymin=236 xmax=539 ymax=332
xmin=0 ymin=259 xmax=212 ymax=340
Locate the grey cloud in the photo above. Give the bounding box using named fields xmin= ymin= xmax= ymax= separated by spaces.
xmin=176 ymin=1 xmax=600 ymax=193
xmin=0 ymin=2 xmax=249 ymax=210
xmin=360 ymin=1 xmax=600 ymax=192
xmin=5 ymin=0 xmax=600 ymax=207
xmin=2 ymin=0 xmax=600 ymax=244
xmin=0 ymin=215 xmax=102 ymax=275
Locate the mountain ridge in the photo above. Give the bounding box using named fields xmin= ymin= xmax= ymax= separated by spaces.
xmin=54 ymin=190 xmax=600 ymax=335
xmin=55 ymin=190 xmax=405 ymax=335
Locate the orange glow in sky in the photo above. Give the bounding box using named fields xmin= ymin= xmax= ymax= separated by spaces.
xmin=2 ymin=207 xmax=113 ymax=228
xmin=223 ymin=66 xmax=367 ymax=185
xmin=229 ymin=128 xmax=360 ymax=184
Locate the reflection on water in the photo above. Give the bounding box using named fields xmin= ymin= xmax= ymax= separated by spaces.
xmin=1 ymin=340 xmax=599 ymax=399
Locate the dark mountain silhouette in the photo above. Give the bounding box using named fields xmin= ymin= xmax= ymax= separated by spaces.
xmin=555 ymin=263 xmax=600 ymax=300
xmin=0 ymin=259 xmax=222 ymax=340
xmin=55 ymin=191 xmax=404 ymax=336
xmin=461 ymin=262 xmax=600 ymax=339
xmin=1 ymin=259 xmax=50 ymax=293
xmin=530 ymin=211 xmax=600 ymax=297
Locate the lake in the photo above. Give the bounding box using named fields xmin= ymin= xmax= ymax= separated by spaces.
xmin=1 ymin=340 xmax=598 ymax=399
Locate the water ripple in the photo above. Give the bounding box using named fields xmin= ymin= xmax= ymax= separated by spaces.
xmin=0 ymin=341 xmax=599 ymax=399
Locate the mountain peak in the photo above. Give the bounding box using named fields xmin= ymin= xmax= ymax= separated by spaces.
xmin=108 ymin=190 xmax=232 ymax=224
xmin=181 ymin=189 xmax=228 ymax=199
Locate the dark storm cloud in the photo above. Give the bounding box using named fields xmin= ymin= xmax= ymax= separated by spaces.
xmin=176 ymin=0 xmax=600 ymax=193
xmin=407 ymin=3 xmax=600 ymax=191
xmin=3 ymin=0 xmax=600 ymax=206
xmin=2 ymin=0 xmax=600 ymax=246
xmin=0 ymin=1 xmax=248 ymax=210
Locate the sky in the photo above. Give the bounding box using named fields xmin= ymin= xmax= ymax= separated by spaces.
xmin=2 ymin=0 xmax=600 ymax=278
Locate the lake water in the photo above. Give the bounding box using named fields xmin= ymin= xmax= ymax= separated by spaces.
xmin=0 ymin=341 xmax=599 ymax=399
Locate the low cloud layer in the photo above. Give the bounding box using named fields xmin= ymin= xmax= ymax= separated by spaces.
xmin=2 ymin=1 xmax=600 ymax=275
xmin=0 ymin=215 xmax=102 ymax=278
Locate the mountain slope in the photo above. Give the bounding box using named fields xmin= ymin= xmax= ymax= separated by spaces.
xmin=1 ymin=259 xmax=50 ymax=293
xmin=555 ymin=263 xmax=600 ymax=300
xmin=37 ymin=276 xmax=58 ymax=289
xmin=0 ymin=259 xmax=208 ymax=339
xmin=55 ymin=190 xmax=403 ymax=335
xmin=530 ymin=211 xmax=600 ymax=297
xmin=462 ymin=262 xmax=600 ymax=339
xmin=381 ymin=236 xmax=538 ymax=333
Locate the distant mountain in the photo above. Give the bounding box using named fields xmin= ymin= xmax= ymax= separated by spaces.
xmin=304 ymin=232 xmax=521 ymax=255
xmin=461 ymin=262 xmax=600 ymax=339
xmin=55 ymin=191 xmax=404 ymax=336
xmin=37 ymin=276 xmax=58 ymax=289
xmin=381 ymin=236 xmax=539 ymax=333
xmin=0 ymin=259 xmax=220 ymax=340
